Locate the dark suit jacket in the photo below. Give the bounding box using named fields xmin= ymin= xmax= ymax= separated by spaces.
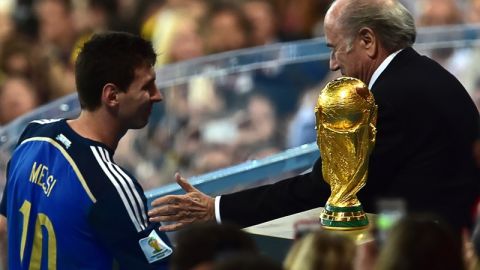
xmin=219 ymin=47 xmax=480 ymax=229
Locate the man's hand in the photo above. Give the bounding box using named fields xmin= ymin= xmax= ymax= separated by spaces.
xmin=148 ymin=173 xmax=215 ymax=231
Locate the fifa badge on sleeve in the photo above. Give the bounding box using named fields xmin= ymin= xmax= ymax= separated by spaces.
xmin=139 ymin=230 xmax=173 ymax=263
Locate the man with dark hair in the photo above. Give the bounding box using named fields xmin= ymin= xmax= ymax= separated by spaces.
xmin=148 ymin=0 xmax=479 ymax=232
xmin=0 ymin=32 xmax=171 ymax=269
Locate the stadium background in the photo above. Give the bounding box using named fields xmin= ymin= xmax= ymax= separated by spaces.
xmin=0 ymin=0 xmax=479 ymax=245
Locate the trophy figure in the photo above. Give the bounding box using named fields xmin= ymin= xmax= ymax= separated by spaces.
xmin=315 ymin=77 xmax=377 ymax=230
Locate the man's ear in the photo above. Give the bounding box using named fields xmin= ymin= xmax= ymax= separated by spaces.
xmin=101 ymin=83 xmax=119 ymax=107
xmin=358 ymin=27 xmax=377 ymax=58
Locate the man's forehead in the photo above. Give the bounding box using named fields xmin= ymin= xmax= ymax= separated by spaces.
xmin=323 ymin=23 xmax=338 ymax=44
xmin=134 ymin=65 xmax=155 ymax=79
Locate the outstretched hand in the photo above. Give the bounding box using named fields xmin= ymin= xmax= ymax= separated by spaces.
xmin=148 ymin=173 xmax=215 ymax=231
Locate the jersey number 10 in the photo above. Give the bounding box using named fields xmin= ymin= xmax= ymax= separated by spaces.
xmin=19 ymin=200 xmax=57 ymax=269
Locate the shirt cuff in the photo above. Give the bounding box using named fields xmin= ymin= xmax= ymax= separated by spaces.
xmin=215 ymin=196 xmax=222 ymax=224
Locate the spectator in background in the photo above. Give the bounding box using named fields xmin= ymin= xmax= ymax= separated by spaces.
xmin=376 ymin=215 xmax=465 ymax=270
xmin=0 ymin=35 xmax=51 ymax=104
xmin=234 ymin=94 xmax=278 ymax=148
xmin=284 ymin=230 xmax=356 ymax=270
xmin=0 ymin=0 xmax=14 ymax=52
xmin=34 ymin=0 xmax=79 ymax=100
xmin=286 ymin=72 xmax=340 ymax=149
xmin=286 ymin=88 xmax=318 ymax=148
xmin=146 ymin=11 xmax=205 ymax=66
xmin=419 ymin=0 xmax=480 ymax=181
xmin=141 ymin=0 xmax=208 ymax=41
xmin=276 ymin=0 xmax=329 ymax=41
xmin=73 ymin=0 xmax=120 ymax=34
xmin=170 ymin=222 xmax=258 ymax=270
xmin=416 ymin=0 xmax=471 ymax=84
xmin=191 ymin=145 xmax=234 ymax=175
xmin=241 ymin=0 xmax=329 ymax=123
xmin=201 ymin=1 xmax=252 ymax=54
xmin=458 ymin=0 xmax=480 ymax=111
xmin=241 ymin=0 xmax=278 ymax=46
xmin=0 ymin=36 xmax=35 ymax=79
xmin=0 ymin=76 xmax=39 ymax=125
xmin=241 ymin=0 xmax=329 ymax=119
xmin=417 ymin=0 xmax=463 ymax=26
xmin=467 ymin=0 xmax=480 ymax=22
xmin=115 ymin=0 xmax=146 ymax=33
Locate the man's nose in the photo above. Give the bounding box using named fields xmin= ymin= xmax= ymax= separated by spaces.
xmin=329 ymin=57 xmax=340 ymax=71
xmin=152 ymin=88 xmax=163 ymax=103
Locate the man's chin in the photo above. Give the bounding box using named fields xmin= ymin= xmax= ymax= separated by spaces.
xmin=131 ymin=120 xmax=149 ymax=130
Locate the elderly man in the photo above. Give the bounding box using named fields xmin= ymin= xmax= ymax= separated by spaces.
xmin=148 ymin=0 xmax=480 ymax=231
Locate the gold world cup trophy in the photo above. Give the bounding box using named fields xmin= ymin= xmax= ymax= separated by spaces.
xmin=315 ymin=77 xmax=377 ymax=230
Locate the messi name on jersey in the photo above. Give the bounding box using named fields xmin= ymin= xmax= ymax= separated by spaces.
xmin=29 ymin=161 xmax=57 ymax=197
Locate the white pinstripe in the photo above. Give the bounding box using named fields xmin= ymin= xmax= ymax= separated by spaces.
xmin=31 ymin=119 xmax=62 ymax=125
xmin=97 ymin=148 xmax=146 ymax=229
xmin=90 ymin=146 xmax=145 ymax=232
xmin=103 ymin=151 xmax=148 ymax=228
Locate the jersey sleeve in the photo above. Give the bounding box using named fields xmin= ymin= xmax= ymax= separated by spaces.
xmin=88 ymin=181 xmax=172 ymax=270
xmin=1 ymin=120 xmax=49 ymax=217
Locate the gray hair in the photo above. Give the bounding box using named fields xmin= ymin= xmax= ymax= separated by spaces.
xmin=338 ymin=0 xmax=416 ymax=52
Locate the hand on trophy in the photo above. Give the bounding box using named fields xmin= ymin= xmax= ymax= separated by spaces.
xmin=148 ymin=173 xmax=215 ymax=231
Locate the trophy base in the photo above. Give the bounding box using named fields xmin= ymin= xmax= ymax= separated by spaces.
xmin=320 ymin=204 xmax=369 ymax=230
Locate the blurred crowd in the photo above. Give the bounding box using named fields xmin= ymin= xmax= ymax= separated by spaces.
xmin=1 ymin=0 xmax=480 ymax=190
xmin=165 ymin=212 xmax=480 ymax=270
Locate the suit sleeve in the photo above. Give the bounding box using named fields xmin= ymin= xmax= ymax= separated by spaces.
xmin=219 ymin=158 xmax=330 ymax=227
xmin=88 ymin=189 xmax=171 ymax=270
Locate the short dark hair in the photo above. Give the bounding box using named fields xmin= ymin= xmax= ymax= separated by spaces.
xmin=75 ymin=31 xmax=156 ymax=110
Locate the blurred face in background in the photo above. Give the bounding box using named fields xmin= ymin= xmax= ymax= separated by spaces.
xmin=0 ymin=78 xmax=39 ymax=125
xmin=0 ymin=9 xmax=14 ymax=43
xmin=167 ymin=0 xmax=208 ymax=20
xmin=467 ymin=0 xmax=480 ymax=23
xmin=169 ymin=19 xmax=204 ymax=62
xmin=418 ymin=0 xmax=463 ymax=26
xmin=243 ymin=0 xmax=276 ymax=45
xmin=36 ymin=0 xmax=74 ymax=45
xmin=205 ymin=11 xmax=249 ymax=53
